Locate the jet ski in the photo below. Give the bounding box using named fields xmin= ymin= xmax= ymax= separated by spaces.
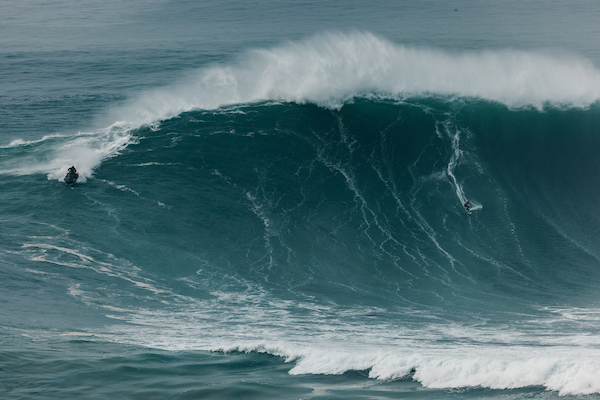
xmin=64 ymin=167 xmax=79 ymax=184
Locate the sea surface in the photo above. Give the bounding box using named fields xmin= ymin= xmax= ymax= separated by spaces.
xmin=3 ymin=1 xmax=600 ymax=399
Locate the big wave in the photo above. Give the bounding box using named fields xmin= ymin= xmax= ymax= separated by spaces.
xmin=5 ymin=32 xmax=600 ymax=182
xmin=45 ymin=97 xmax=600 ymax=397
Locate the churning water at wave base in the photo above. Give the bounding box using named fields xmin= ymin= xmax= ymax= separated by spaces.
xmin=3 ymin=32 xmax=600 ymax=399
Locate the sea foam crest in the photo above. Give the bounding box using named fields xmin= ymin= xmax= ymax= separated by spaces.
xmin=113 ymin=32 xmax=600 ymax=126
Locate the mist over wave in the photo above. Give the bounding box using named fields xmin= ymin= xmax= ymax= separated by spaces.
xmin=112 ymin=32 xmax=600 ymax=127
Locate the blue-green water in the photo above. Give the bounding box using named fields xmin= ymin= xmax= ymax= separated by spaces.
xmin=3 ymin=1 xmax=600 ymax=399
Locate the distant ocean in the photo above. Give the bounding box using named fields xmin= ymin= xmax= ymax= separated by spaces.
xmin=3 ymin=1 xmax=600 ymax=399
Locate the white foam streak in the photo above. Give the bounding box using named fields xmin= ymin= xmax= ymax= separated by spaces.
xmin=113 ymin=32 xmax=600 ymax=127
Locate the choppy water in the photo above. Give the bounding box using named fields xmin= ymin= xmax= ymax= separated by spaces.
xmin=3 ymin=1 xmax=600 ymax=399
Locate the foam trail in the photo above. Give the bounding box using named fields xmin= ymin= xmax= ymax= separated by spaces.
xmin=0 ymin=123 xmax=135 ymax=182
xmin=111 ymin=32 xmax=600 ymax=127
xmin=440 ymin=121 xmax=467 ymax=204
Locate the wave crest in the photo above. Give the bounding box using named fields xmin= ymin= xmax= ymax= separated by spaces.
xmin=113 ymin=32 xmax=600 ymax=126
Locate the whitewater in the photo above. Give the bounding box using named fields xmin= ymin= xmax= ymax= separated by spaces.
xmin=113 ymin=32 xmax=600 ymax=124
xmin=3 ymin=2 xmax=600 ymax=399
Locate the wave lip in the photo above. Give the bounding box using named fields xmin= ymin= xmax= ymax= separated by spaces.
xmin=113 ymin=32 xmax=600 ymax=127
xmin=251 ymin=32 xmax=600 ymax=108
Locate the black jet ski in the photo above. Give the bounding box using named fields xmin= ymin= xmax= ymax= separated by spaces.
xmin=64 ymin=167 xmax=79 ymax=184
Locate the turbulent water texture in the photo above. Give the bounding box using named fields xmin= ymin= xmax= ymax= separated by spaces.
xmin=3 ymin=7 xmax=600 ymax=399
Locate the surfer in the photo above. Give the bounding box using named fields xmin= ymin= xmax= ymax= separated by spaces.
xmin=464 ymin=200 xmax=471 ymax=213
xmin=64 ymin=166 xmax=79 ymax=184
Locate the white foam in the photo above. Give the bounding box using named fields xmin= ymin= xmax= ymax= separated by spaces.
xmin=92 ymin=288 xmax=600 ymax=397
xmin=3 ymin=134 xmax=63 ymax=148
xmin=0 ymin=123 xmax=135 ymax=182
xmin=110 ymin=32 xmax=600 ymax=127
xmin=44 ymin=126 xmax=135 ymax=182
xmin=219 ymin=343 xmax=600 ymax=395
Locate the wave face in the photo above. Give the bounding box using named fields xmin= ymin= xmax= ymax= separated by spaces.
xmin=4 ymin=34 xmax=600 ymax=397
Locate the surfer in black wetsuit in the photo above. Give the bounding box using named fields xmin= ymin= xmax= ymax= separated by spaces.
xmin=464 ymin=200 xmax=471 ymax=213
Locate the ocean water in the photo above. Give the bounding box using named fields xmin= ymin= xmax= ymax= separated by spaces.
xmin=3 ymin=1 xmax=600 ymax=399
